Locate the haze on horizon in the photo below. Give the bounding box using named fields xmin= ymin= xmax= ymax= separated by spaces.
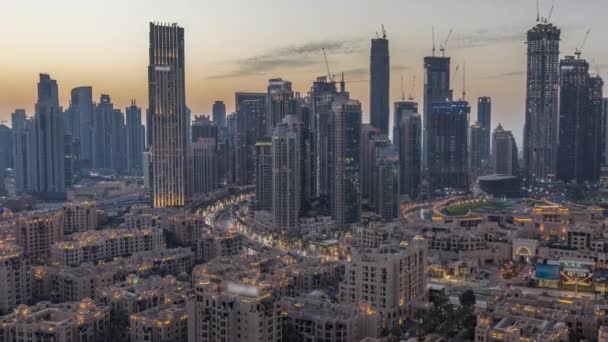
xmin=1 ymin=0 xmax=607 ymax=145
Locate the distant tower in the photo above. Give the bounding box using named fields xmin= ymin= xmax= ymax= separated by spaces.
xmin=523 ymin=22 xmax=560 ymax=183
xmin=126 ymin=101 xmax=144 ymax=174
xmin=557 ymin=55 xmax=603 ymax=183
xmin=469 ymin=122 xmax=484 ymax=179
xmin=428 ymin=100 xmax=470 ymax=191
xmin=272 ymin=115 xmax=302 ymax=235
xmin=12 ymin=110 xmax=37 ymax=193
xmin=492 ymin=124 xmax=519 ymax=176
xmin=148 ymin=23 xmax=187 ymax=207
xmin=423 ymin=56 xmax=452 ymax=170
xmin=395 ymin=101 xmax=421 ymax=199
xmin=35 ymin=73 xmax=65 ymax=194
xmin=255 ymin=139 xmax=273 ymax=211
xmin=331 ymin=97 xmax=362 ymax=227
xmin=602 ymin=98 xmax=608 ymax=167
xmin=212 ymin=100 xmax=226 ymax=128
xmin=477 ymin=96 xmax=492 ymax=161
xmin=373 ymin=144 xmax=400 ymax=220
xmin=370 ymin=29 xmax=390 ymax=135
xmin=188 ymin=137 xmax=218 ymax=197
xmin=267 ymin=79 xmax=297 ymax=136
xmin=360 ymin=124 xmax=380 ymax=201
xmin=69 ymin=87 xmax=94 ymax=169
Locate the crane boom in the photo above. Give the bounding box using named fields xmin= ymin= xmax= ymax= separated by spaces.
xmin=381 ymin=24 xmax=387 ymax=39
xmin=440 ymin=28 xmax=453 ymax=56
xmin=322 ymin=48 xmax=334 ymax=81
xmin=575 ymin=29 xmax=591 ymax=58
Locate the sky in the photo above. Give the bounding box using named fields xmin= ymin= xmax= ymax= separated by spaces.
xmin=1 ymin=0 xmax=607 ymax=145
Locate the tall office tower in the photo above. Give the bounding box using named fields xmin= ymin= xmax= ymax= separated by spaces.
xmin=524 ymin=22 xmax=560 ymax=183
xmin=0 ymin=124 xmax=12 ymax=170
xmin=477 ymin=97 xmax=492 ymax=161
xmin=235 ymin=99 xmax=265 ymax=185
xmin=428 ymin=101 xmax=470 ymax=191
xmin=423 ymin=56 xmax=452 ymax=170
xmin=398 ymin=109 xmax=422 ymax=199
xmin=366 ymin=134 xmax=391 ymax=206
xmin=126 ymin=101 xmax=144 ymax=174
xmin=114 ymin=109 xmax=127 ymax=172
xmin=0 ymin=242 xmax=31 ymax=315
xmin=393 ymin=100 xmax=418 ymax=145
xmin=309 ymin=77 xmax=338 ymax=197
xmin=68 ymin=87 xmax=94 ymax=169
xmin=267 ymin=79 xmax=297 ymax=136
xmin=331 ymin=97 xmax=362 ymax=227
xmin=226 ymin=113 xmax=238 ymax=184
xmin=492 ymin=124 xmax=519 ymax=176
xmin=602 ymin=98 xmax=608 ymax=167
xmin=360 ymin=124 xmax=380 ymax=201
xmin=212 ymin=100 xmax=226 ymax=128
xmin=370 ymin=32 xmax=390 ymax=135
xmin=13 ymin=114 xmax=38 ymax=193
xmin=93 ymin=95 xmax=123 ymax=171
xmin=63 ymin=134 xmax=78 ymax=187
xmin=557 ymin=56 xmax=603 ymax=183
xmin=148 ymin=23 xmax=187 ymax=208
xmin=254 ymin=139 xmax=273 ymax=211
xmin=339 ymin=238 xmax=427 ymax=330
xmin=188 ymin=138 xmax=217 ymax=197
xmin=235 ymin=92 xmax=267 ymax=137
xmin=469 ymin=122 xmax=484 ymax=178
xmin=191 ymin=115 xmax=218 ymax=141
xmin=373 ymin=144 xmax=400 ymax=220
xmin=272 ymin=115 xmax=302 ymax=234
xmin=35 ymin=73 xmax=65 ymax=194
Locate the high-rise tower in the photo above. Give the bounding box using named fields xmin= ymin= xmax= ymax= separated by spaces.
xmin=126 ymin=101 xmax=144 ymax=174
xmin=492 ymin=124 xmax=519 ymax=176
xmin=148 ymin=22 xmax=187 ymax=207
xmin=212 ymin=100 xmax=226 ymax=128
xmin=423 ymin=56 xmax=452 ymax=170
xmin=370 ymin=31 xmax=390 ymax=135
xmin=477 ymin=96 xmax=492 ymax=161
xmin=523 ymin=22 xmax=560 ymax=183
xmin=397 ymin=107 xmax=421 ymax=199
xmin=68 ymin=87 xmax=94 ymax=169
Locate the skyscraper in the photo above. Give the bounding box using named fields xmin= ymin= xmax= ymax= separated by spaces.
xmin=395 ymin=101 xmax=421 ymax=199
xmin=267 ymin=79 xmax=297 ymax=136
xmin=602 ymin=98 xmax=608 ymax=167
xmin=93 ymin=95 xmax=124 ymax=171
xmin=370 ymin=33 xmax=390 ymax=135
xmin=68 ymin=87 xmax=94 ymax=169
xmin=524 ymin=22 xmax=560 ymax=183
xmin=272 ymin=115 xmax=302 ymax=234
xmin=360 ymin=124 xmax=380 ymax=201
xmin=126 ymin=101 xmax=144 ymax=174
xmin=148 ymin=22 xmax=187 ymax=207
xmin=492 ymin=124 xmax=518 ymax=176
xmin=254 ymin=139 xmax=273 ymax=211
xmin=35 ymin=73 xmax=65 ymax=194
xmin=428 ymin=101 xmax=470 ymax=191
xmin=373 ymin=144 xmax=400 ymax=220
xmin=331 ymin=98 xmax=362 ymax=227
xmin=212 ymin=100 xmax=226 ymax=128
xmin=477 ymin=96 xmax=492 ymax=161
xmin=12 ymin=111 xmax=37 ymax=193
xmin=423 ymin=56 xmax=452 ymax=170
xmin=557 ymin=56 xmax=603 ymax=183
xmin=469 ymin=122 xmax=484 ymax=178
xmin=188 ymin=137 xmax=217 ymax=197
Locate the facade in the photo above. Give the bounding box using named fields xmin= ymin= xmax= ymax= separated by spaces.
xmin=212 ymin=100 xmax=226 ymax=128
xmin=267 ymin=79 xmax=297 ymax=137
xmin=254 ymin=139 xmax=273 ymax=211
xmin=12 ymin=112 xmax=38 ymax=193
xmin=93 ymin=94 xmax=125 ymax=171
xmin=331 ymin=98 xmax=362 ymax=227
xmin=360 ymin=124 xmax=380 ymax=201
xmin=50 ymin=228 xmax=165 ymax=266
xmin=397 ymin=107 xmax=422 ymax=199
xmin=423 ymin=56 xmax=452 ymax=170
xmin=35 ymin=73 xmax=65 ymax=194
xmin=272 ymin=115 xmax=302 ymax=234
xmin=373 ymin=144 xmax=400 ymax=220
xmin=0 ymin=242 xmax=31 ymax=315
xmin=492 ymin=124 xmax=519 ymax=176
xmin=477 ymin=96 xmax=492 ymax=161
xmin=68 ymin=87 xmax=94 ymax=169
xmin=603 ymin=98 xmax=608 ymax=167
xmin=428 ymin=101 xmax=470 ymax=191
xmin=339 ymin=238 xmax=427 ymax=330
xmin=62 ymin=201 xmax=97 ymax=235
xmin=130 ymin=304 xmax=188 ymax=342
xmin=524 ymin=22 xmax=561 ymax=183
xmin=188 ymin=138 xmax=217 ymax=197
xmin=370 ymin=35 xmax=390 ymax=135
xmin=469 ymin=121 xmax=484 ymax=178
xmin=126 ymin=101 xmax=145 ymax=174
xmin=14 ymin=212 xmax=63 ymax=263
xmin=149 ymin=23 xmax=187 ymax=208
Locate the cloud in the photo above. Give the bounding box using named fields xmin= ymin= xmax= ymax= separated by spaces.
xmin=483 ymin=70 xmax=525 ymax=79
xmin=207 ymin=38 xmax=366 ymax=79
xmin=449 ymin=26 xmax=526 ymax=50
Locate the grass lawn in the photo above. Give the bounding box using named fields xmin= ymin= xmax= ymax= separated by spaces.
xmin=443 ymin=200 xmax=510 ymax=216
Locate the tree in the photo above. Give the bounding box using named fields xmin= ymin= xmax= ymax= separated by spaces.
xmin=459 ymin=290 xmax=476 ymax=308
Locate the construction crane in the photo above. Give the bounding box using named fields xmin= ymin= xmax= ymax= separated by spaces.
xmin=547 ymin=5 xmax=554 ymax=22
xmin=536 ymin=0 xmax=540 ymax=23
xmin=575 ymin=28 xmax=591 ymax=58
xmin=381 ymin=24 xmax=387 ymax=39
xmin=322 ymin=48 xmax=334 ymax=82
xmin=461 ymin=62 xmax=467 ymax=101
xmin=439 ymin=28 xmax=453 ymax=56
xmin=451 ymin=65 xmax=461 ymax=83
xmin=408 ymin=76 xmax=416 ymax=101
xmin=432 ymin=25 xmax=436 ymax=56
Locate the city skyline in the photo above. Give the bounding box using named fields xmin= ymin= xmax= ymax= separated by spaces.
xmin=2 ymin=0 xmax=607 ymax=145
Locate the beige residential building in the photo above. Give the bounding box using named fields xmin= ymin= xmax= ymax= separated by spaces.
xmin=130 ymin=304 xmax=188 ymax=342
xmin=128 ymin=247 xmax=194 ymax=276
xmin=0 ymin=298 xmax=110 ymax=342
xmin=0 ymin=242 xmax=31 ymax=315
xmin=193 ymin=229 xmax=243 ymax=263
xmin=339 ymin=238 xmax=427 ymax=330
xmin=168 ymin=214 xmax=206 ymax=246
xmin=62 ymin=201 xmax=98 ymax=234
xmin=14 ymin=212 xmax=63 ymax=263
xmin=475 ymin=312 xmax=569 ymax=341
xmin=50 ymin=228 xmax=165 ymax=266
